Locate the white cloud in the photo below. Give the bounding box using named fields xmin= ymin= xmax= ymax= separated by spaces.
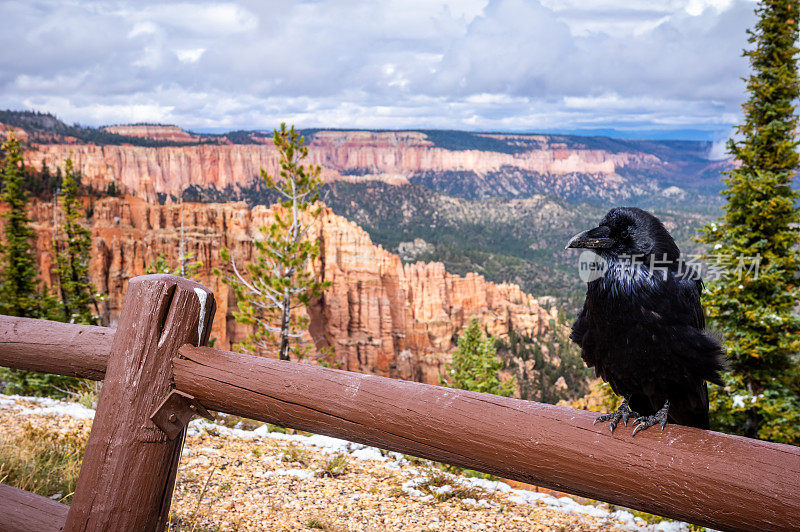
xmin=0 ymin=0 xmax=758 ymax=135
xmin=134 ymin=3 xmax=258 ymax=36
xmin=176 ymin=48 xmax=206 ymax=64
xmin=685 ymin=0 xmax=736 ymax=16
xmin=128 ymin=21 xmax=158 ymax=38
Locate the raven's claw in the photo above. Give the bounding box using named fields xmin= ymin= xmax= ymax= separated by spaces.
xmin=594 ymin=399 xmax=638 ymax=434
xmin=632 ymin=400 xmax=670 ymax=436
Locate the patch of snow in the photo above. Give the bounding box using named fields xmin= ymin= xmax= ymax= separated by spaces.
xmin=462 ymin=498 xmax=492 ymax=508
xmin=611 ymin=510 xmax=637 ymax=526
xmin=431 ymin=484 xmax=453 ymax=495
xmin=0 ymin=394 xmax=95 ymax=419
xmin=0 ymin=396 xmax=17 ymax=408
xmin=386 ymin=451 xmax=406 ymax=462
xmin=653 ymin=522 xmax=689 ymax=532
xmin=462 ymin=477 xmax=513 ymax=493
xmin=187 ymin=419 xmax=261 ymax=440
xmin=401 ymin=478 xmax=429 ymax=499
xmin=18 ymin=403 xmax=95 ymax=419
xmin=732 ymin=395 xmax=746 ymax=408
xmin=304 ymin=434 xmax=354 ymax=453
xmin=251 ymin=423 xmax=272 ymax=437
xmin=350 ymin=447 xmax=388 ymax=462
xmin=186 ymin=419 xmax=203 ymax=436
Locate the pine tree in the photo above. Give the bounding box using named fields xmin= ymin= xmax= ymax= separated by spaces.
xmin=0 ymin=131 xmax=72 ymax=397
xmin=0 ymin=130 xmax=41 ymax=317
xmin=700 ymin=0 xmax=800 ymax=444
xmin=214 ymin=123 xmax=330 ymax=361
xmin=443 ymin=319 xmax=515 ymax=397
xmin=499 ymin=322 xmax=591 ymax=404
xmin=53 ymin=156 xmax=101 ymax=325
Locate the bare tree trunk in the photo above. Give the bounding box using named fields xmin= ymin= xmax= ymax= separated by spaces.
xmin=277 ymin=179 xmax=300 ymax=361
xmin=278 ymin=288 xmax=291 ymax=360
xmin=53 ymin=188 xmax=68 ymax=317
xmin=179 ymin=195 xmax=185 ymax=277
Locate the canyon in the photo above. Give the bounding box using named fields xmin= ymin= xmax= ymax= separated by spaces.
xmin=28 ymin=197 xmax=557 ymax=387
xmin=1 ymin=114 xmax=721 ymax=399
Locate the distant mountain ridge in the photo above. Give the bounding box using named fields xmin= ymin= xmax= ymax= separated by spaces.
xmin=3 ymin=109 xmax=732 ymax=204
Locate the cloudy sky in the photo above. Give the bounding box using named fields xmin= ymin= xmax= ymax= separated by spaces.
xmin=0 ymin=0 xmax=757 ymax=139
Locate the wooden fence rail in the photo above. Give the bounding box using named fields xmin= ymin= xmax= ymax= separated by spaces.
xmin=173 ymin=345 xmax=800 ymax=532
xmin=0 ymin=315 xmax=113 ymax=380
xmin=0 ymin=484 xmax=68 ymax=532
xmin=1 ymin=274 xmax=799 ymax=532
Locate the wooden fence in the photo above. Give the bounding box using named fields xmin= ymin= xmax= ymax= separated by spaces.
xmin=0 ymin=274 xmax=798 ymax=532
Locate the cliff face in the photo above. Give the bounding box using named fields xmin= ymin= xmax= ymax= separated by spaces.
xmin=22 ymin=129 xmax=676 ymax=202
xmin=28 ymin=197 xmax=556 ymax=385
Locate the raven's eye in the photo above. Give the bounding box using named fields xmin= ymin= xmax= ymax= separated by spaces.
xmin=620 ymin=228 xmax=629 ymax=238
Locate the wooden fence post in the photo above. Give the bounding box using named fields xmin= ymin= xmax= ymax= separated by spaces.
xmin=64 ymin=274 xmax=215 ymax=532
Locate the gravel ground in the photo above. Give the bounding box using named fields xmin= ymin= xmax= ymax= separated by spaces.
xmin=0 ymin=395 xmax=686 ymax=532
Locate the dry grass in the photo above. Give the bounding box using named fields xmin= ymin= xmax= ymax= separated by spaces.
xmin=416 ymin=472 xmax=486 ymax=503
xmin=306 ymin=513 xmax=340 ymax=531
xmin=279 ymin=443 xmax=310 ymax=465
xmin=316 ymin=453 xmax=348 ymax=478
xmin=74 ymin=380 xmax=102 ymax=409
xmin=0 ymin=421 xmax=88 ymax=503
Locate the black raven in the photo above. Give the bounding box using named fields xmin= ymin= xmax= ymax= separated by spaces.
xmin=567 ymin=207 xmax=724 ymax=435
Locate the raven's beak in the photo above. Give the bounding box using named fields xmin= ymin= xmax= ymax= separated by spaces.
xmin=565 ymin=225 xmax=615 ymax=250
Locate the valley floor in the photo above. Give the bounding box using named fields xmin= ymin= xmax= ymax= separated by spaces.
xmin=0 ymin=394 xmax=690 ymax=531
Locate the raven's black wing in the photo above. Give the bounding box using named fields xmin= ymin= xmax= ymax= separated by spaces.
xmin=675 ymin=268 xmax=705 ymax=330
xmin=668 ymin=268 xmax=723 ymax=429
xmin=570 ymin=307 xmax=596 ymax=368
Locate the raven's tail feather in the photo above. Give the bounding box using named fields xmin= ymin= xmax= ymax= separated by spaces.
xmin=668 ymin=383 xmax=711 ymax=430
xmin=699 ymin=329 xmax=727 ymax=386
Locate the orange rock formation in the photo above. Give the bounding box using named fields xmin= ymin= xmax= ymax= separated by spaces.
xmin=28 ymin=197 xmax=556 ymax=385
